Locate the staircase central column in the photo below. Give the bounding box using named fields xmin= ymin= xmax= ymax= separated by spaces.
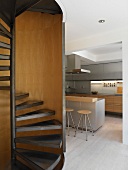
xmin=10 ymin=21 xmax=16 ymax=161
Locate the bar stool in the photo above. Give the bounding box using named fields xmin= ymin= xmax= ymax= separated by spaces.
xmin=74 ymin=110 xmax=94 ymax=141
xmin=66 ymin=108 xmax=76 ymax=136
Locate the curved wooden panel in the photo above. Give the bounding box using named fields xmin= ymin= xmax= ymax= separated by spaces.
xmin=16 ymin=12 xmax=62 ymax=122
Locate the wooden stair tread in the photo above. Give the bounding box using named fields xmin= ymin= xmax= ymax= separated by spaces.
xmin=0 ymin=76 xmax=10 ymax=81
xmin=15 ymin=134 xmax=62 ymax=148
xmin=0 ymin=23 xmax=12 ymax=38
xmin=15 ymin=148 xmax=61 ymax=170
xmin=0 ymin=65 xmax=10 ymax=71
xmin=0 ymin=54 xmax=10 ymax=60
xmin=16 ymin=109 xmax=55 ymax=121
xmin=15 ymin=92 xmax=29 ymax=100
xmin=16 ymin=119 xmax=62 ymax=132
xmin=16 ymin=100 xmax=44 ymax=111
xmin=0 ymin=30 xmax=11 ymax=39
xmin=0 ymin=41 xmax=11 ymax=49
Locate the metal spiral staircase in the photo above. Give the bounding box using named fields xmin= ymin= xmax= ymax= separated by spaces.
xmin=0 ymin=0 xmax=65 ymax=169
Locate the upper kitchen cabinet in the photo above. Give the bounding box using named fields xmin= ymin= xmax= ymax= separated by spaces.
xmin=103 ymin=62 xmax=122 ymax=80
xmin=72 ymin=73 xmax=89 ymax=80
xmin=82 ymin=64 xmax=104 ymax=80
xmin=81 ymin=61 xmax=122 ymax=80
xmin=66 ymin=61 xmax=122 ymax=81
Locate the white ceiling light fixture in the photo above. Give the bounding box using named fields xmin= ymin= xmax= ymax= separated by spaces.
xmin=98 ymin=19 xmax=105 ymax=23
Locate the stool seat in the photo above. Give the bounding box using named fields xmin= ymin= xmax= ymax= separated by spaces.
xmin=66 ymin=108 xmax=74 ymax=112
xmin=77 ymin=110 xmax=91 ymax=115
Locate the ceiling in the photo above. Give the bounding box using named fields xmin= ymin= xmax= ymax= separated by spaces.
xmin=63 ymin=0 xmax=128 ymax=43
xmin=85 ymin=42 xmax=122 ymax=55
xmin=77 ymin=42 xmax=122 ymax=65
xmin=61 ymin=0 xmax=128 ymax=63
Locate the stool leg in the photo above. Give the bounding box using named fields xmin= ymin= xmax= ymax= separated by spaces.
xmin=74 ymin=114 xmax=82 ymax=137
xmin=81 ymin=115 xmax=84 ymax=133
xmin=87 ymin=114 xmax=94 ymax=136
xmin=85 ymin=115 xmax=88 ymax=141
xmin=70 ymin=112 xmax=76 ymax=129
xmin=67 ymin=112 xmax=70 ymax=136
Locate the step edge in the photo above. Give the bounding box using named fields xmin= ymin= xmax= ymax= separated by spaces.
xmin=16 ymin=125 xmax=62 ymax=132
xmin=16 ymin=101 xmax=44 ymax=111
xmin=15 ymin=93 xmax=29 ymax=100
xmin=16 ymin=112 xmax=55 ymax=121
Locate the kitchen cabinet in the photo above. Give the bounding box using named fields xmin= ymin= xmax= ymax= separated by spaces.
xmin=96 ymin=95 xmax=122 ymax=113
xmin=103 ymin=62 xmax=122 ymax=80
xmin=83 ymin=64 xmax=104 ymax=80
xmin=81 ymin=61 xmax=122 ymax=80
xmin=92 ymin=95 xmax=122 ymax=113
xmin=66 ymin=61 xmax=122 ymax=81
xmin=104 ymin=96 xmax=114 ymax=112
xmin=113 ymin=96 xmax=122 ymax=113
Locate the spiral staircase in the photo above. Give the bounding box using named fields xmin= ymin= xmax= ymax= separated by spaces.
xmin=0 ymin=0 xmax=65 ymax=169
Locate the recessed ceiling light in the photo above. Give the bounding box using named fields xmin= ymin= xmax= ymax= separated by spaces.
xmin=98 ymin=19 xmax=105 ymax=23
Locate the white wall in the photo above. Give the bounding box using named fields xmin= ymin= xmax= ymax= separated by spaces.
xmin=122 ymin=37 xmax=128 ymax=144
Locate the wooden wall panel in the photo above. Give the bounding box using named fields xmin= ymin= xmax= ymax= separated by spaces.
xmin=0 ymin=19 xmax=11 ymax=169
xmin=16 ymin=12 xmax=62 ymax=121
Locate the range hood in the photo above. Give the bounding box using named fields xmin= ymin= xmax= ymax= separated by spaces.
xmin=66 ymin=54 xmax=91 ymax=74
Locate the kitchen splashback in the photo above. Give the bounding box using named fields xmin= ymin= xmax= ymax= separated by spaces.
xmin=91 ymin=81 xmax=123 ymax=94
xmin=65 ymin=81 xmax=91 ymax=93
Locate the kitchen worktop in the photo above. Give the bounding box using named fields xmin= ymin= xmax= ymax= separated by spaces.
xmin=66 ymin=96 xmax=98 ymax=103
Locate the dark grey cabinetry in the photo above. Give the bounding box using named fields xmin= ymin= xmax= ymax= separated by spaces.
xmin=82 ymin=62 xmax=122 ymax=80
xmin=72 ymin=73 xmax=89 ymax=80
xmin=103 ymin=62 xmax=122 ymax=80
xmin=66 ymin=73 xmax=90 ymax=81
xmin=66 ymin=62 xmax=122 ymax=81
xmin=83 ymin=64 xmax=104 ymax=80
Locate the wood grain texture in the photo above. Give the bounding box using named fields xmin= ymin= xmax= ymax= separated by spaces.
xmin=0 ymin=91 xmax=10 ymax=169
xmin=66 ymin=96 xmax=98 ymax=102
xmin=16 ymin=11 xmax=62 ymax=122
xmin=15 ymin=11 xmax=63 ymax=154
xmin=0 ymin=19 xmax=11 ymax=169
xmin=66 ymin=94 xmax=122 ymax=113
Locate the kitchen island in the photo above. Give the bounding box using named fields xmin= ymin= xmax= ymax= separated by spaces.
xmin=66 ymin=96 xmax=105 ymax=131
xmin=66 ymin=93 xmax=122 ymax=114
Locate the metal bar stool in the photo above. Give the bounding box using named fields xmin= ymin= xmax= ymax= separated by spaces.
xmin=74 ymin=110 xmax=94 ymax=141
xmin=66 ymin=108 xmax=76 ymax=136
